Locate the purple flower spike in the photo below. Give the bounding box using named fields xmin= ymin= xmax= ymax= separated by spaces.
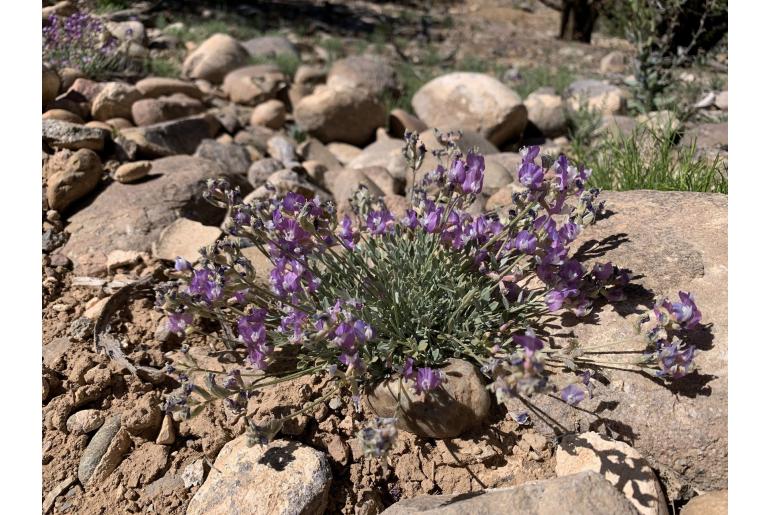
xmin=366 ymin=209 xmax=394 ymax=236
xmin=402 ymin=209 xmax=418 ymax=229
xmin=657 ymin=341 xmax=695 ymax=378
xmin=666 ymin=291 xmax=702 ymax=330
xmin=461 ymin=152 xmax=485 ymax=194
xmin=518 ymin=161 xmax=544 ymax=190
xmin=414 ymin=367 xmax=443 ymax=394
xmin=448 ymin=158 xmax=466 ymax=185
xmin=339 ymin=215 xmax=358 ymax=249
xmin=513 ymin=328 xmax=544 ymax=352
xmin=560 ymin=383 xmax=585 ymax=406
xmin=514 ymin=230 xmax=537 ymax=254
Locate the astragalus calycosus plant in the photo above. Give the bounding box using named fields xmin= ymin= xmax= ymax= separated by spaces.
xmin=157 ymin=131 xmax=700 ymax=459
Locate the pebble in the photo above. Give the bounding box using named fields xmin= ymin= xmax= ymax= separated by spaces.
xmin=114 ymin=161 xmax=152 ymax=183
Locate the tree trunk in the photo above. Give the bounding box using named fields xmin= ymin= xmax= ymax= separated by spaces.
xmin=559 ymin=0 xmax=599 ymax=43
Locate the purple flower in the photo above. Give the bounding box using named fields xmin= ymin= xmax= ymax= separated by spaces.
xmin=664 ymin=291 xmax=702 ymax=330
xmin=280 ymin=309 xmax=308 ymax=344
xmin=167 ymin=312 xmax=193 ymax=335
xmin=448 ymin=158 xmax=466 ymax=185
xmin=461 ymin=152 xmax=485 ymax=194
xmin=521 ymin=146 xmax=540 ymax=163
xmin=174 ymin=257 xmax=191 ymax=271
xmin=545 ymin=289 xmax=568 ymax=311
xmin=657 ymin=341 xmax=695 ymax=378
xmin=189 ymin=269 xmax=223 ymax=303
xmin=513 ymin=328 xmax=544 ymax=352
xmin=339 ymin=215 xmax=358 ymax=249
xmin=518 ymin=161 xmax=544 ymax=190
xmin=558 ymin=221 xmax=581 ymax=244
xmin=237 ymin=309 xmax=267 ymax=346
xmin=401 ymin=357 xmax=415 ymax=379
xmin=560 ymin=384 xmax=585 ymax=406
xmin=558 ymin=260 xmax=584 ymax=287
xmin=592 ymin=262 xmax=614 ymax=282
xmin=513 ymin=412 xmax=531 ymax=425
xmin=402 ymin=209 xmax=418 ymax=229
xmin=366 ymin=209 xmax=394 ymax=235
xmin=414 ymin=367 xmax=443 ymax=394
xmin=422 ymin=205 xmax=443 ymax=233
xmin=514 ymin=230 xmax=537 ymax=254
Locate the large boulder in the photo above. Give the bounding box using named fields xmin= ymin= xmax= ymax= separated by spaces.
xmin=61 ymin=156 xmax=248 ymax=273
xmin=44 ymin=149 xmax=102 ymax=212
xmin=182 ymin=34 xmax=249 ymax=83
xmin=119 ymin=114 xmax=220 ymax=158
xmin=131 ymin=94 xmax=205 ymax=126
xmin=194 ymin=139 xmax=251 ymax=175
xmin=294 ymin=85 xmax=387 ymax=146
xmin=187 ymin=436 xmax=332 ymax=515
xmin=412 ymin=72 xmax=527 ymax=146
xmin=326 ymin=55 xmax=400 ymax=98
xmin=382 ymin=471 xmax=638 ymax=515
xmin=503 ymin=190 xmax=727 ymax=500
xmin=222 ymin=64 xmax=286 ymax=105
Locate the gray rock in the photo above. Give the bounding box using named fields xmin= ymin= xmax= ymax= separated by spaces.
xmin=503 ymin=190 xmax=727 ymax=500
xmin=297 ymin=138 xmax=342 ymax=171
xmin=182 ymin=459 xmax=206 ymax=489
xmin=61 ymin=156 xmax=247 ymax=274
xmin=182 ymin=34 xmax=249 ymax=83
xmin=78 ymin=415 xmax=128 ymax=485
xmin=186 ymin=437 xmax=332 ymax=515
xmin=119 ymin=114 xmax=220 ymax=158
xmin=241 ymin=35 xmax=298 ymax=59
xmin=248 ymin=158 xmax=285 ymax=187
xmin=194 ymin=139 xmax=251 ymax=175
xmin=412 ymin=72 xmax=527 ymax=146
xmin=381 ymin=471 xmax=638 ymax=514
xmin=42 ymin=119 xmax=107 ymax=152
xmin=365 ymin=359 xmax=490 ymax=438
xmin=42 ymin=230 xmax=68 ymax=253
xmin=266 ymin=134 xmax=297 ymax=165
xmin=600 ymin=51 xmax=627 ymax=74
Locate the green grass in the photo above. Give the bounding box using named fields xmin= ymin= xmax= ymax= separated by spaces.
xmin=93 ymin=0 xmax=131 ymax=13
xmin=515 ymin=66 xmax=576 ymax=98
xmin=248 ymin=52 xmax=301 ymax=78
xmin=572 ymin=121 xmax=727 ymax=193
xmin=143 ymin=57 xmax=181 ymax=78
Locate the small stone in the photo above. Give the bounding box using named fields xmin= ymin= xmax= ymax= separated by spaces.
xmin=114 ymin=161 xmax=152 ymax=183
xmin=222 ymin=64 xmax=286 ymax=105
xmin=522 ymin=432 xmax=548 ymax=452
xmin=524 ymin=91 xmax=567 ymax=137
xmin=78 ymin=416 xmax=125 ymax=485
xmin=182 ymin=459 xmax=206 ymax=488
xmin=66 ymin=409 xmax=105 ymax=435
xmin=68 ymin=317 xmax=93 ymax=341
xmin=565 ymin=79 xmax=627 ymax=116
xmin=326 ymin=142 xmax=361 ymax=165
xmin=83 ymin=297 xmax=110 ymax=321
xmin=296 ymin=138 xmax=341 ymax=171
xmin=247 ymin=158 xmax=284 ymax=187
xmin=250 ymin=99 xmax=286 ymax=129
xmin=131 ymin=94 xmax=205 ymax=126
xmin=365 ymin=359 xmax=491 ymax=438
xmin=43 ymin=109 xmax=84 ymax=125
xmin=106 ymin=249 xmax=143 ymax=270
xmin=154 ymin=217 xmax=222 ymax=263
xmin=600 ymin=51 xmax=627 ymax=74
xmin=714 ymin=90 xmax=728 ymax=111
xmin=266 ymin=134 xmax=297 ymax=165
xmin=44 ymin=148 xmax=103 ymax=212
xmin=156 ymin=414 xmax=176 ymax=445
xmin=303 ymin=160 xmax=327 ymax=184
xmin=135 ymin=77 xmax=204 ymax=100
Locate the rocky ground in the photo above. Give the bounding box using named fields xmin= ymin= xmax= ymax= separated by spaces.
xmin=42 ymin=0 xmax=728 ymax=513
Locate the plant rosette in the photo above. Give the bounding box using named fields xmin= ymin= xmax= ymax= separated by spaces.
xmin=157 ymin=130 xmax=701 ymax=464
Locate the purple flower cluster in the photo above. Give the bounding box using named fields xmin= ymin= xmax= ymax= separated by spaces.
xmin=237 ymin=308 xmax=271 ymax=369
xmin=637 ymin=291 xmax=701 ymax=378
xmin=43 ymin=11 xmax=119 ymax=74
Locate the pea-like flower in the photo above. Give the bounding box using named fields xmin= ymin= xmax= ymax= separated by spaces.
xmin=414 ymin=367 xmax=444 ymax=394
xmin=560 ymin=383 xmax=585 ymax=406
